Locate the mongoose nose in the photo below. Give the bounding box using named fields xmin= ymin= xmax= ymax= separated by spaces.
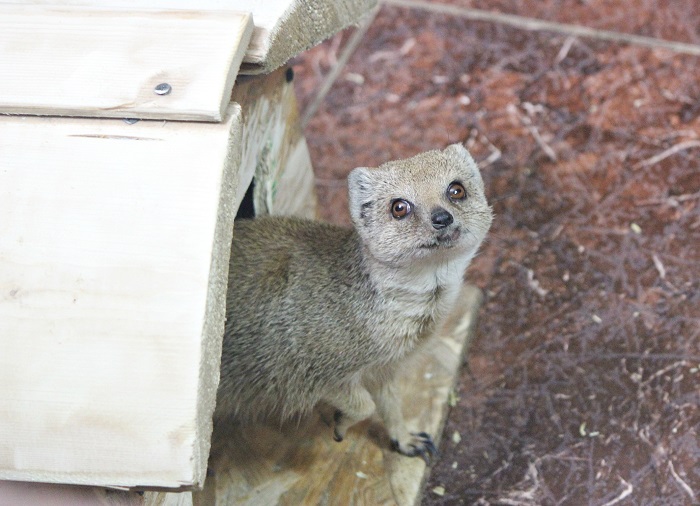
xmin=431 ymin=208 xmax=454 ymax=229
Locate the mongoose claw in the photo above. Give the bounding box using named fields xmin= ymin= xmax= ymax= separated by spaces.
xmin=418 ymin=433 xmax=440 ymax=456
xmin=390 ymin=432 xmax=440 ymax=464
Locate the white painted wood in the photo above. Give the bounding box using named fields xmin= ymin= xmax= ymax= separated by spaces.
xmin=0 ymin=5 xmax=253 ymax=121
xmin=1 ymin=0 xmax=377 ymax=74
xmin=0 ymin=105 xmax=245 ymax=489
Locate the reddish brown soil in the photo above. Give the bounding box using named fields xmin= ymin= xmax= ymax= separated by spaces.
xmin=292 ymin=2 xmax=700 ymax=504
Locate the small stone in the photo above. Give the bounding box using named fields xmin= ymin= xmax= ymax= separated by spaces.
xmin=355 ymin=471 xmax=368 ymax=479
xmin=432 ymin=486 xmax=445 ymax=497
xmin=345 ymin=72 xmax=365 ymax=85
xmin=630 ymin=223 xmax=642 ymax=234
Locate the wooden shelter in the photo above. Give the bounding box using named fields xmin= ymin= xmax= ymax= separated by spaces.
xmin=0 ymin=1 xmax=481 ymax=504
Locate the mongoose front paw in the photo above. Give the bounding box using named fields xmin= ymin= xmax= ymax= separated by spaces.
xmin=390 ymin=432 xmax=439 ymax=464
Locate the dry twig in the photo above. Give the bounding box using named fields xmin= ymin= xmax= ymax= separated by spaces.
xmin=669 ymin=460 xmax=697 ymax=501
xmin=636 ymin=140 xmax=700 ymax=168
xmin=601 ymin=477 xmax=634 ymax=506
xmin=508 ymin=104 xmax=558 ymax=162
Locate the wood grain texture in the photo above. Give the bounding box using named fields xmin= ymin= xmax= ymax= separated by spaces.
xmin=241 ymin=0 xmax=379 ymax=74
xmin=232 ymin=68 xmax=317 ymax=219
xmin=0 ymin=0 xmax=376 ymax=76
xmin=0 ymin=5 xmax=252 ymax=121
xmin=203 ymin=285 xmax=482 ymax=506
xmin=0 ymin=105 xmax=243 ymax=489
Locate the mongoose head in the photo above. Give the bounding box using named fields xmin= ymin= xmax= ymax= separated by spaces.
xmin=348 ymin=144 xmax=492 ymax=267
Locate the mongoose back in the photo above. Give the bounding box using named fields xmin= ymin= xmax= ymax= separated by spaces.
xmin=215 ymin=144 xmax=492 ymax=459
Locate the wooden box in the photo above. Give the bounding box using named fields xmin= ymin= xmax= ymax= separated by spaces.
xmin=0 ymin=0 xmax=342 ymax=490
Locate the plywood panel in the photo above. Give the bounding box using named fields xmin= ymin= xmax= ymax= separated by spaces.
xmin=0 ymin=6 xmax=252 ymax=121
xmin=205 ymin=285 xmax=482 ymax=506
xmin=0 ymin=105 xmax=244 ymax=489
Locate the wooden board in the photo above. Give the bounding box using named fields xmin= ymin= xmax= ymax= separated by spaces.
xmin=0 ymin=5 xmax=253 ymax=121
xmin=1 ymin=0 xmax=377 ymax=75
xmin=241 ymin=0 xmax=379 ymax=74
xmin=203 ymin=285 xmax=483 ymax=506
xmin=0 ymin=105 xmax=244 ymax=489
xmin=232 ymin=68 xmax=317 ymax=219
xmin=0 ymin=480 xmax=198 ymax=506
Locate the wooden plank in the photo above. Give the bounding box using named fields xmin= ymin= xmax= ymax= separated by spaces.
xmin=241 ymin=0 xmax=379 ymax=74
xmin=204 ymin=285 xmax=483 ymax=506
xmin=0 ymin=105 xmax=244 ymax=489
xmin=0 ymin=481 xmax=140 ymax=506
xmin=1 ymin=0 xmax=377 ymax=75
xmin=0 ymin=480 xmax=195 ymax=506
xmin=232 ymin=68 xmax=317 ymax=219
xmin=0 ymin=6 xmax=253 ymax=121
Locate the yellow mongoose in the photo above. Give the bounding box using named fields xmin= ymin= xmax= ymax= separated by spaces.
xmin=215 ymin=144 xmax=492 ymax=461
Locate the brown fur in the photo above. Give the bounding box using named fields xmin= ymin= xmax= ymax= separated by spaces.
xmin=215 ymin=144 xmax=492 ymax=459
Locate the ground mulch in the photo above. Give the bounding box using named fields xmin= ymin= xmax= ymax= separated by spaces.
xmin=293 ymin=2 xmax=700 ymax=504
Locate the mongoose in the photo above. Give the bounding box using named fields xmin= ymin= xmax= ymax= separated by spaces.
xmin=215 ymin=144 xmax=492 ymax=461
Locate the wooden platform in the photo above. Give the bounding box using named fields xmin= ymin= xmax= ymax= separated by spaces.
xmin=202 ymin=285 xmax=482 ymax=506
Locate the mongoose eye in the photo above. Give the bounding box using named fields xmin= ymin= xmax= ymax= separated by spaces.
xmin=447 ymin=182 xmax=467 ymax=201
xmin=391 ymin=199 xmax=412 ymax=219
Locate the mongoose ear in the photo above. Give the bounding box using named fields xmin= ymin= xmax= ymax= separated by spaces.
xmin=347 ymin=167 xmax=375 ymax=225
xmin=445 ymin=143 xmax=482 ymax=182
xmin=445 ymin=143 xmax=477 ymax=169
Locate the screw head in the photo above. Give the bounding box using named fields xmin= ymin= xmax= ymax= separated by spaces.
xmin=154 ymin=83 xmax=172 ymax=95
